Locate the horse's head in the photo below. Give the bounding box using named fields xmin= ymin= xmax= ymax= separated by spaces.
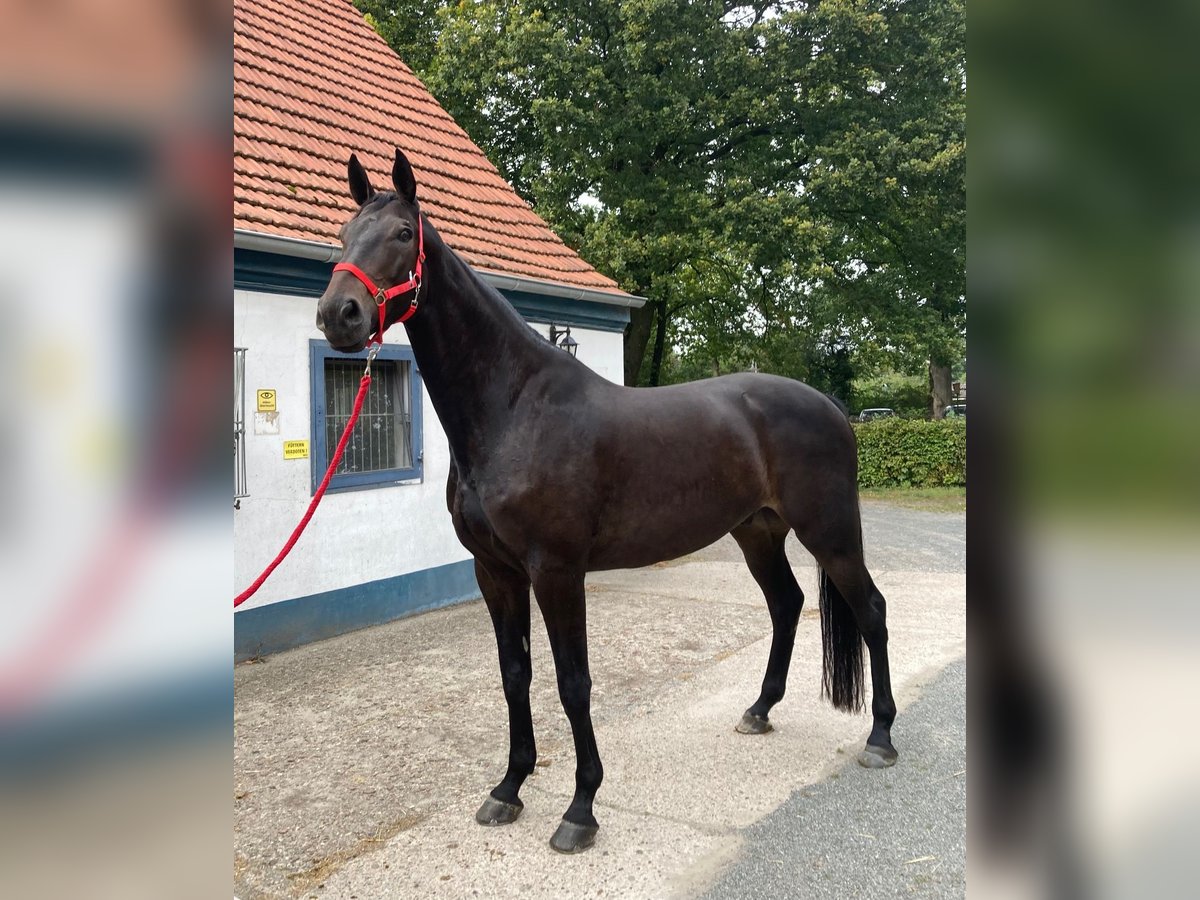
xmin=317 ymin=148 xmax=423 ymax=352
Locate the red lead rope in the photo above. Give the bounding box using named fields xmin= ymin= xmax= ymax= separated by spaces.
xmin=236 ymin=221 xmax=424 ymax=607
xmin=233 ymin=366 xmax=373 ymax=608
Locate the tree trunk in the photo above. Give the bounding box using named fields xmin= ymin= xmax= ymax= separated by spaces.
xmin=929 ymin=357 xmax=952 ymax=418
xmin=648 ymin=300 xmax=668 ymax=386
xmin=623 ymin=301 xmax=655 ymax=386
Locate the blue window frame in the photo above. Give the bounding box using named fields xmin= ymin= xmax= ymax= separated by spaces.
xmin=309 ymin=340 xmax=423 ymax=493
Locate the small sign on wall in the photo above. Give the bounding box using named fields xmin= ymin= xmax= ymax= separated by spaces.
xmin=256 ymin=389 xmax=277 ymax=412
xmin=283 ymin=440 xmax=309 ymax=459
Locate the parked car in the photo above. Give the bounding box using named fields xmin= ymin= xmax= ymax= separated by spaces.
xmin=857 ymin=408 xmax=896 ymax=422
xmin=942 ymin=404 xmax=966 ymax=418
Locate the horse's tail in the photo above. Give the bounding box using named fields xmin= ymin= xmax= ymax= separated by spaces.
xmin=819 ymin=566 xmax=865 ymax=712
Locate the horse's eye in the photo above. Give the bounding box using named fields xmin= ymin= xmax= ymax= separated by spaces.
xmin=398 ymin=227 xmax=414 ymax=242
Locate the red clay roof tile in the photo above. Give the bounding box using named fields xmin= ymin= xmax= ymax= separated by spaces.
xmin=234 ymin=0 xmax=626 ymax=296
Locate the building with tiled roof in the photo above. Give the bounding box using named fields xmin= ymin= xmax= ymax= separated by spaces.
xmin=234 ymin=0 xmax=635 ymax=305
xmin=233 ymin=0 xmax=640 ymax=661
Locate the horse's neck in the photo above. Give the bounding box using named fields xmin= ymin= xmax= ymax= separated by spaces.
xmin=402 ymin=222 xmax=555 ymax=470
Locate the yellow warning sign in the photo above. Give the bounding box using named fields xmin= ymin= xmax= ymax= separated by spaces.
xmin=256 ymin=389 xmax=277 ymax=412
xmin=283 ymin=440 xmax=309 ymax=459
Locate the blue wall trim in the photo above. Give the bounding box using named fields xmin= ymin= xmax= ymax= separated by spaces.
xmin=234 ymin=559 xmax=481 ymax=662
xmin=235 ymin=247 xmax=630 ymax=332
xmin=235 ymin=247 xmax=332 ymax=297
xmin=502 ymin=288 xmax=630 ymax=333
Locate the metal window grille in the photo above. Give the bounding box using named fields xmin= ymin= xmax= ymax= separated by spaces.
xmin=234 ymin=347 xmax=248 ymax=502
xmin=323 ymin=358 xmax=412 ymax=474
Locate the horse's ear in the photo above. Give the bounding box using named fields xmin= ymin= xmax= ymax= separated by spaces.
xmin=347 ymin=153 xmax=375 ymax=206
xmin=392 ymin=148 xmax=417 ymax=204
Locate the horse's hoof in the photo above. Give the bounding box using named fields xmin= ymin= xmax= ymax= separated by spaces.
xmin=549 ymin=819 xmax=598 ymax=854
xmin=857 ymin=743 xmax=898 ymax=769
xmin=735 ymin=712 xmax=773 ymax=735
xmin=475 ymin=795 xmax=524 ymax=826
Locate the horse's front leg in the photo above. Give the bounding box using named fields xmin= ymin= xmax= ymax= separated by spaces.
xmin=532 ymin=566 xmax=603 ymax=853
xmin=474 ymin=558 xmax=536 ymax=826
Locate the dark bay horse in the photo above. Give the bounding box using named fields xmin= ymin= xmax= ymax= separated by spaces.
xmin=316 ymin=149 xmax=897 ymax=854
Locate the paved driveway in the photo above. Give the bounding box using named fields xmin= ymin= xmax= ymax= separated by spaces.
xmin=234 ymin=501 xmax=965 ymax=899
xmin=703 ymin=659 xmax=966 ymax=899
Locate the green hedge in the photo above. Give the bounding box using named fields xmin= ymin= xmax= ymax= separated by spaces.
xmin=853 ymin=418 xmax=966 ymax=488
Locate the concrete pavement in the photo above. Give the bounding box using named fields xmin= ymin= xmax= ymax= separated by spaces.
xmin=234 ymin=501 xmax=965 ymax=899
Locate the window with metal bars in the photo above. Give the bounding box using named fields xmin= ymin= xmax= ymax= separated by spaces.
xmin=309 ymin=341 xmax=423 ymax=493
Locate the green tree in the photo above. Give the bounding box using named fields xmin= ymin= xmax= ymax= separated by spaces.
xmin=358 ymin=0 xmax=964 ymax=402
xmin=423 ymin=0 xmax=820 ymax=385
xmin=799 ymin=0 xmax=966 ymax=414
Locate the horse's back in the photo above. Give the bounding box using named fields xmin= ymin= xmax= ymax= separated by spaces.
xmin=603 ymin=372 xmax=854 ymax=457
xmin=566 ymin=371 xmax=858 ymax=569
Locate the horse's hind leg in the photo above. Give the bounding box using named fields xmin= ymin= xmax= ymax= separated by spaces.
xmin=474 ymin=557 xmax=537 ymax=826
xmin=820 ymin=553 xmax=897 ymax=767
xmin=793 ymin=511 xmax=899 ymax=768
xmin=731 ymin=510 xmax=804 ymax=735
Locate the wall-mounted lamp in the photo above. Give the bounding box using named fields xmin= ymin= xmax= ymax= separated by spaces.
xmin=548 ymin=324 xmax=579 ymax=357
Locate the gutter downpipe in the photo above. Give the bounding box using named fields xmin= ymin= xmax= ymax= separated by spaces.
xmin=234 ymin=229 xmax=646 ymax=309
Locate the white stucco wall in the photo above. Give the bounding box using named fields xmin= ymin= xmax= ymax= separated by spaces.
xmin=530 ymin=323 xmax=625 ymax=385
xmin=233 ymin=288 xmax=626 ymax=610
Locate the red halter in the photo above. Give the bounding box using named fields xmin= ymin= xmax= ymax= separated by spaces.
xmin=332 ymin=216 xmax=425 ymax=345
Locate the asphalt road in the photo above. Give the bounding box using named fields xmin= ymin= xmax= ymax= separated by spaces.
xmin=688 ymin=500 xmax=966 ymax=577
xmin=691 ymin=501 xmax=966 ymax=899
xmin=702 ymin=659 xmax=966 ymax=899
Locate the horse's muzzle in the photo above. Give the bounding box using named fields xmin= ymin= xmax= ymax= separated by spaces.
xmin=316 ymin=294 xmax=371 ymax=351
